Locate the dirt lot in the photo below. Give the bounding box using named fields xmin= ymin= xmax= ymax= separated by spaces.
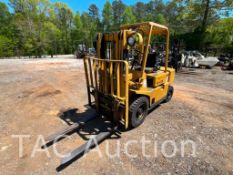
xmin=0 ymin=58 xmax=232 ymax=175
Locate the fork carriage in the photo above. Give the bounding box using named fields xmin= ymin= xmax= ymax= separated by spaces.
xmin=83 ymin=58 xmax=130 ymax=127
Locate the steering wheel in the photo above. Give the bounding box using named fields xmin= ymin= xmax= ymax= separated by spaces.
xmin=131 ymin=49 xmax=143 ymax=70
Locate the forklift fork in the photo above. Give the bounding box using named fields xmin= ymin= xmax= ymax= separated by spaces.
xmin=42 ymin=114 xmax=117 ymax=167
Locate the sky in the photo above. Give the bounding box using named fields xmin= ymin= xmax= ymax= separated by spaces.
xmin=50 ymin=0 xmax=153 ymax=13
xmin=1 ymin=0 xmax=156 ymax=13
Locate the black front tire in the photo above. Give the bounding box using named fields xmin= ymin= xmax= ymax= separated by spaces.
xmin=164 ymin=86 xmax=174 ymax=103
xmin=129 ymin=96 xmax=149 ymax=128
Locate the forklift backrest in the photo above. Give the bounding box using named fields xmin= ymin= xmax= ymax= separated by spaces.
xmin=146 ymin=53 xmax=157 ymax=67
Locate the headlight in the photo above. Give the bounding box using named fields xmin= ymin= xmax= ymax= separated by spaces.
xmin=127 ymin=37 xmax=136 ymax=46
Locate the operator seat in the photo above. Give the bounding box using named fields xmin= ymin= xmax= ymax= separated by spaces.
xmin=146 ymin=53 xmax=159 ymax=73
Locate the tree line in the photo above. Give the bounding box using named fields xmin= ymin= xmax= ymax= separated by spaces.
xmin=0 ymin=0 xmax=232 ymax=58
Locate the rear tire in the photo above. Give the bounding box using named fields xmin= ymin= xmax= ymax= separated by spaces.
xmin=164 ymin=86 xmax=174 ymax=103
xmin=129 ymin=96 xmax=149 ymax=128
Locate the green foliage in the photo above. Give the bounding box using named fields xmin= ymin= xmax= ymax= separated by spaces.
xmin=102 ymin=1 xmax=113 ymax=32
xmin=0 ymin=35 xmax=15 ymax=57
xmin=53 ymin=2 xmax=73 ymax=54
xmin=112 ymin=0 xmax=125 ymax=29
xmin=88 ymin=4 xmax=99 ymax=22
xmin=0 ymin=2 xmax=10 ymax=29
xmin=122 ymin=7 xmax=136 ymax=25
xmin=155 ymin=14 xmax=166 ymax=25
xmin=88 ymin=5 xmax=100 ymax=45
xmin=205 ymin=18 xmax=233 ymax=53
xmin=80 ymin=13 xmax=93 ymax=47
xmin=133 ymin=2 xmax=146 ymax=22
xmin=0 ymin=0 xmax=231 ymax=58
xmin=72 ymin=12 xmax=83 ymax=46
xmin=43 ymin=21 xmax=61 ymax=56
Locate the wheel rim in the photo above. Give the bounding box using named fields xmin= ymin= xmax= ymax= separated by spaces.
xmin=136 ymin=103 xmax=147 ymax=120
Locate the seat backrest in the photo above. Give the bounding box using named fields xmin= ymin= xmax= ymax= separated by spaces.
xmin=146 ymin=53 xmax=157 ymax=67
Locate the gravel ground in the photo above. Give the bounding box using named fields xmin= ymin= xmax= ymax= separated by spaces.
xmin=0 ymin=58 xmax=232 ymax=175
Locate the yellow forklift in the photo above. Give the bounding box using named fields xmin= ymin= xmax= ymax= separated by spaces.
xmin=84 ymin=22 xmax=175 ymax=129
xmin=44 ymin=22 xmax=175 ymax=167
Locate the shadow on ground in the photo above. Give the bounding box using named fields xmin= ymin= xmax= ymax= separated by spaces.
xmin=42 ymin=101 xmax=162 ymax=172
xmin=42 ymin=107 xmax=121 ymax=171
xmin=59 ymin=107 xmax=122 ymax=141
